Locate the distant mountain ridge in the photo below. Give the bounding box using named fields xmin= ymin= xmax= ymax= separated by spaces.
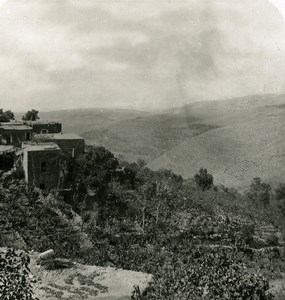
xmin=15 ymin=108 xmax=151 ymax=135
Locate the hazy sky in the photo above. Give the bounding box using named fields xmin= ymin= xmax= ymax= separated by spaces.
xmin=0 ymin=0 xmax=285 ymax=112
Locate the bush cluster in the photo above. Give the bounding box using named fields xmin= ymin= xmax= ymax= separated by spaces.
xmin=0 ymin=248 xmax=37 ymax=300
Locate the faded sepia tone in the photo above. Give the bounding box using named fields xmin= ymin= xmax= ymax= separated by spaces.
xmin=0 ymin=0 xmax=284 ymax=111
xmin=0 ymin=1 xmax=285 ymax=299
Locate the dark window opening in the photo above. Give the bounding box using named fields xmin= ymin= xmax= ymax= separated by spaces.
xmin=26 ymin=132 xmax=31 ymax=141
xmin=41 ymin=161 xmax=47 ymax=172
xmin=41 ymin=129 xmax=48 ymax=134
xmin=40 ymin=183 xmax=45 ymax=190
xmin=0 ymin=153 xmax=15 ymax=171
xmin=5 ymin=135 xmax=11 ymax=144
xmin=69 ymin=148 xmax=75 ymax=158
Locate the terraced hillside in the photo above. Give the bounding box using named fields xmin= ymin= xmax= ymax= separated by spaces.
xmin=81 ymin=94 xmax=285 ymax=187
xmin=149 ymin=95 xmax=285 ymax=187
xmin=23 ymin=94 xmax=284 ymax=188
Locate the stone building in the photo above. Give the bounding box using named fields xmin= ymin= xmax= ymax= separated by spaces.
xmin=0 ymin=124 xmax=32 ymax=147
xmin=0 ymin=119 xmax=85 ymax=191
xmin=0 ymin=121 xmax=62 ymax=147
xmin=22 ymin=142 xmax=61 ymax=190
xmin=33 ymin=133 xmax=85 ymax=159
xmin=27 ymin=121 xmax=62 ymax=135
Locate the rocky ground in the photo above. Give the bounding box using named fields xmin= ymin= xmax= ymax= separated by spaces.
xmin=15 ymin=249 xmax=152 ymax=300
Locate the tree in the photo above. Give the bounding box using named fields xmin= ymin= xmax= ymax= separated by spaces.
xmin=76 ymin=145 xmax=119 ymax=192
xmin=274 ymin=183 xmax=285 ymax=235
xmin=137 ymin=179 xmax=156 ymax=230
xmin=194 ymin=168 xmax=213 ymax=191
xmin=247 ymin=177 xmax=271 ymax=206
xmin=75 ymin=145 xmax=119 ymax=224
xmin=134 ymin=168 xmax=183 ymax=229
xmin=274 ymin=183 xmax=285 ymax=217
xmin=22 ymin=109 xmax=39 ymax=121
xmin=152 ymin=169 xmax=183 ymax=225
xmin=137 ymin=158 xmax=147 ymax=169
xmin=0 ymin=109 xmax=14 ymax=122
xmin=274 ymin=183 xmax=285 ymax=202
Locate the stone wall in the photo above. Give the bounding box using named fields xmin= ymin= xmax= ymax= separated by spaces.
xmin=23 ymin=149 xmax=61 ymax=190
xmin=31 ymin=123 xmax=62 ymax=135
xmin=0 ymin=128 xmax=32 ymax=147
xmin=53 ymin=139 xmax=85 ymax=158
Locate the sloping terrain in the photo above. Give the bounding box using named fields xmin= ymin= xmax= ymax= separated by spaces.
xmin=81 ymin=94 xmax=285 ymax=187
xmin=83 ymin=111 xmax=217 ymax=161
xmin=16 ymin=94 xmax=284 ymax=187
xmin=149 ymin=95 xmax=285 ymax=187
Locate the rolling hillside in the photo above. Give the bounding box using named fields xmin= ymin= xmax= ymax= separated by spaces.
xmin=17 ymin=94 xmax=285 ymax=188
xmin=83 ymin=113 xmax=217 ymax=161
xmin=81 ymin=94 xmax=285 ymax=188
xmin=149 ymin=95 xmax=285 ymax=187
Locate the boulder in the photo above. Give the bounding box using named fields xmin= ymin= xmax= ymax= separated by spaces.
xmin=39 ymin=249 xmax=55 ymax=260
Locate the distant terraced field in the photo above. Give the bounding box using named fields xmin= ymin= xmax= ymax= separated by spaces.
xmin=148 ymin=95 xmax=285 ymax=187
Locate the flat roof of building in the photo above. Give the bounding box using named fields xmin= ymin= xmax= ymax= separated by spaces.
xmin=0 ymin=145 xmax=15 ymax=154
xmin=22 ymin=142 xmax=60 ymax=152
xmin=0 ymin=120 xmax=61 ymax=127
xmin=0 ymin=125 xmax=32 ymax=131
xmin=25 ymin=120 xmax=61 ymax=125
xmin=0 ymin=121 xmax=23 ymax=126
xmin=34 ymin=133 xmax=84 ymax=140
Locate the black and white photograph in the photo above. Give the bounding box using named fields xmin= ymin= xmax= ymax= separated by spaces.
xmin=0 ymin=0 xmax=285 ymax=299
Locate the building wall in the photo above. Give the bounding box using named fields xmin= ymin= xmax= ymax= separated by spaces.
xmin=33 ymin=137 xmax=85 ymax=159
xmin=23 ymin=149 xmax=28 ymax=178
xmin=23 ymin=149 xmax=61 ymax=190
xmin=31 ymin=123 xmax=62 ymax=135
xmin=0 ymin=128 xmax=32 ymax=147
xmin=53 ymin=139 xmax=85 ymax=158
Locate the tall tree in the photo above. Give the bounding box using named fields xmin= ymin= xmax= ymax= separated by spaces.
xmin=135 ymin=168 xmax=183 ymax=228
xmin=153 ymin=169 xmax=183 ymax=224
xmin=0 ymin=109 xmax=14 ymax=122
xmin=194 ymin=168 xmax=213 ymax=191
xmin=22 ymin=109 xmax=39 ymax=121
xmin=75 ymin=145 xmax=119 ymax=224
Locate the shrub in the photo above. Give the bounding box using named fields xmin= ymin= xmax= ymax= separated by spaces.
xmin=143 ymin=247 xmax=274 ymax=300
xmin=194 ymin=168 xmax=213 ymax=191
xmin=0 ymin=248 xmax=37 ymax=300
xmin=11 ymin=167 xmax=25 ymax=180
xmin=266 ymin=234 xmax=279 ymax=247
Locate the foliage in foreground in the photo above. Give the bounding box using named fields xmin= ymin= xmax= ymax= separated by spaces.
xmin=83 ymin=229 xmax=277 ymax=300
xmin=143 ymin=247 xmax=273 ymax=300
xmin=0 ymin=248 xmax=37 ymax=300
xmin=0 ymin=145 xmax=284 ymax=299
